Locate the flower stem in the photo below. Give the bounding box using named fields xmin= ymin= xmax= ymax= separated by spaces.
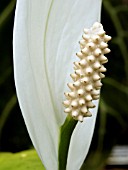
xmin=58 ymin=116 xmax=78 ymax=170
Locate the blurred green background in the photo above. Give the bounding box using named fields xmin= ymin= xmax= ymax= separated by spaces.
xmin=0 ymin=0 xmax=32 ymax=153
xmin=0 ymin=0 xmax=128 ymax=169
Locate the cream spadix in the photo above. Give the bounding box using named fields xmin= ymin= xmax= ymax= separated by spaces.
xmin=63 ymin=22 xmax=111 ymax=122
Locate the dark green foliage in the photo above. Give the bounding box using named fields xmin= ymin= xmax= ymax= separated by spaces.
xmin=0 ymin=0 xmax=32 ymax=152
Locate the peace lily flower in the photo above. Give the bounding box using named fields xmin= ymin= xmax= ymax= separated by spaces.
xmin=12 ymin=0 xmax=111 ymax=170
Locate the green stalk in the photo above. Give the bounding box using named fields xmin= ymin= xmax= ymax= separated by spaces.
xmin=58 ymin=116 xmax=78 ymax=170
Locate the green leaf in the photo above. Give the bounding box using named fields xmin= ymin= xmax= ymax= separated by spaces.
xmin=58 ymin=116 xmax=77 ymax=170
xmin=0 ymin=0 xmax=16 ymax=28
xmin=0 ymin=149 xmax=45 ymax=170
xmin=102 ymin=77 xmax=128 ymax=122
xmin=0 ymin=95 xmax=17 ymax=138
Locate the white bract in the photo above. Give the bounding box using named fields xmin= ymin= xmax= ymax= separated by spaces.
xmin=13 ymin=0 xmax=102 ymax=170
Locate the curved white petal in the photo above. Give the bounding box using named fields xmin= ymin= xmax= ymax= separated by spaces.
xmin=13 ymin=0 xmax=102 ymax=170
xmin=13 ymin=1 xmax=59 ymax=169
xmin=67 ymin=100 xmax=99 ymax=170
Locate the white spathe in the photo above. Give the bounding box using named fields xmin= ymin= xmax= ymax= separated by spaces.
xmin=13 ymin=0 xmax=102 ymax=170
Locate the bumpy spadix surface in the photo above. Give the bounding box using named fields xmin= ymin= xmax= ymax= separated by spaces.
xmin=64 ymin=22 xmax=111 ymax=122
